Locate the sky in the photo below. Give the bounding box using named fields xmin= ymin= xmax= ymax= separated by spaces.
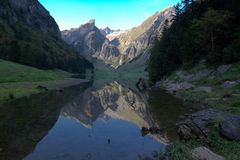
xmin=39 ymin=0 xmax=180 ymax=31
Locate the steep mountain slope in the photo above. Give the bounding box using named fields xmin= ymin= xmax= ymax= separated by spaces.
xmin=62 ymin=20 xmax=106 ymax=61
xmin=0 ymin=0 xmax=93 ymax=73
xmin=115 ymin=6 xmax=175 ymax=67
xmin=62 ymin=6 xmax=175 ymax=68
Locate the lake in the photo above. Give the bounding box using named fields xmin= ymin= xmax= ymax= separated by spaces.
xmin=0 ymin=79 xmax=192 ymax=160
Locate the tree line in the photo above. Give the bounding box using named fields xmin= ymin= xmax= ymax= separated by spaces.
xmin=149 ymin=0 xmax=240 ymax=82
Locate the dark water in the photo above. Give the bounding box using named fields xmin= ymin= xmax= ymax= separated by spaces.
xmin=0 ymin=80 xmax=192 ymax=160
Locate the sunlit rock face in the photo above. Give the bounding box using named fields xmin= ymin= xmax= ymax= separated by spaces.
xmin=61 ymin=6 xmax=175 ymax=68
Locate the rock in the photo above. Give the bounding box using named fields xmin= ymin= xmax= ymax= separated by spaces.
xmin=219 ymin=119 xmax=240 ymax=140
xmin=149 ymin=126 xmax=161 ymax=134
xmin=176 ymin=70 xmax=194 ymax=81
xmin=208 ymin=75 xmax=215 ymax=80
xmin=156 ymin=80 xmax=195 ymax=93
xmin=141 ymin=127 xmax=149 ymax=136
xmin=180 ymin=82 xmax=195 ymax=90
xmin=195 ymin=86 xmax=212 ymax=93
xmin=36 ymin=85 xmax=48 ymax=91
xmin=177 ymin=69 xmax=212 ymax=81
xmin=177 ymin=108 xmax=240 ymax=140
xmin=192 ymin=147 xmax=225 ymax=160
xmin=222 ymin=81 xmax=238 ymax=89
xmin=136 ymin=78 xmax=149 ymax=91
xmin=217 ymin=65 xmax=231 ymax=74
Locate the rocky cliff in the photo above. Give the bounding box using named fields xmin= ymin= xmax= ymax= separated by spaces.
xmin=0 ymin=0 xmax=60 ymax=37
xmin=62 ymin=19 xmax=106 ymax=60
xmin=62 ymin=6 xmax=175 ymax=68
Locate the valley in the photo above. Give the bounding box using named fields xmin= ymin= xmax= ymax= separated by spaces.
xmin=0 ymin=0 xmax=240 ymax=160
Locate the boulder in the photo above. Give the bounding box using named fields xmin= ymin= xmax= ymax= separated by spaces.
xmin=177 ymin=109 xmax=240 ymax=140
xmin=219 ymin=119 xmax=240 ymax=140
xmin=141 ymin=127 xmax=149 ymax=136
xmin=222 ymin=81 xmax=238 ymax=89
xmin=136 ymin=78 xmax=149 ymax=91
xmin=217 ymin=65 xmax=231 ymax=74
xmin=192 ymin=147 xmax=225 ymax=160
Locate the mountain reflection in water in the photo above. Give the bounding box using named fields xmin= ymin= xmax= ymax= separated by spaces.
xmin=0 ymin=80 xmax=192 ymax=160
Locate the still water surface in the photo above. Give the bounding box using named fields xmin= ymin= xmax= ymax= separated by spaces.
xmin=0 ymin=80 xmax=192 ymax=160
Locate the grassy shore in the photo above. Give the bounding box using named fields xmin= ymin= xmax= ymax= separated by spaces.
xmin=0 ymin=59 xmax=85 ymax=103
xmin=161 ymin=63 xmax=240 ymax=160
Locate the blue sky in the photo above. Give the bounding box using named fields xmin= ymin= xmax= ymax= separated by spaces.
xmin=39 ymin=0 xmax=180 ymax=31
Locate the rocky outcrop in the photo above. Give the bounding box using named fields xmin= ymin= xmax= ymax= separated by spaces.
xmin=177 ymin=109 xmax=240 ymax=140
xmin=100 ymin=27 xmax=120 ymax=36
xmin=192 ymin=147 xmax=225 ymax=160
xmin=156 ymin=80 xmax=195 ymax=93
xmin=62 ymin=19 xmax=106 ymax=60
xmin=0 ymin=0 xmax=61 ymax=37
xmin=93 ymin=40 xmax=120 ymax=63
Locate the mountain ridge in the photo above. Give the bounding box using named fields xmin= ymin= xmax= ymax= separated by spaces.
xmin=62 ymin=6 xmax=176 ymax=68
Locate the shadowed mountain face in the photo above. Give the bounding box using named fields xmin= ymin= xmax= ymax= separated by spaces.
xmin=62 ymin=20 xmax=106 ymax=61
xmin=62 ymin=7 xmax=175 ymax=68
xmin=0 ymin=0 xmax=93 ymax=73
xmin=0 ymin=0 xmax=61 ymax=37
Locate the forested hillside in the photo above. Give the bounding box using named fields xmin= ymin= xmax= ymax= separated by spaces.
xmin=0 ymin=0 xmax=93 ymax=73
xmin=149 ymin=0 xmax=240 ymax=82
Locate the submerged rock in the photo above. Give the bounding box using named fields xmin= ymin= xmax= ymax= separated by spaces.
xmin=177 ymin=108 xmax=240 ymax=140
xmin=192 ymin=147 xmax=225 ymax=160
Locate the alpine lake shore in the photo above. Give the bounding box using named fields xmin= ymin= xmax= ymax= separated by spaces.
xmin=1 ymin=58 xmax=240 ymax=160
xmin=154 ymin=62 xmax=240 ymax=160
xmin=0 ymin=59 xmax=91 ymax=104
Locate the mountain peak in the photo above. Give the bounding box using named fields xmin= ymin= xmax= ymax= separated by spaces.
xmin=87 ymin=19 xmax=95 ymax=25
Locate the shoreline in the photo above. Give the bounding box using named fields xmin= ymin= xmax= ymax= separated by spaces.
xmin=0 ymin=78 xmax=90 ymax=104
xmin=153 ymin=64 xmax=240 ymax=160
